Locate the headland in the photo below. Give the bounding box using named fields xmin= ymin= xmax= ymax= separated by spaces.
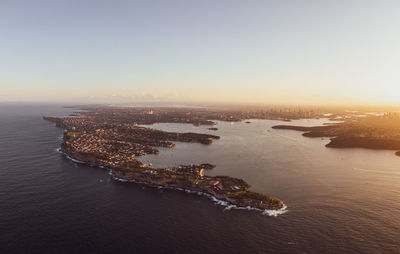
xmin=44 ymin=106 xmax=286 ymax=213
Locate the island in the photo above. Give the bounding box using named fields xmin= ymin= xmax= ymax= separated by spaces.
xmin=44 ymin=106 xmax=285 ymax=213
xmin=273 ymin=113 xmax=400 ymax=156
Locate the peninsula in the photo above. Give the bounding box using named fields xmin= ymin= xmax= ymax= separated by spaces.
xmin=44 ymin=106 xmax=285 ymax=212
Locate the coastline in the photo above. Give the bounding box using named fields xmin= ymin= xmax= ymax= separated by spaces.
xmin=272 ymin=124 xmax=400 ymax=156
xmin=46 ymin=106 xmax=287 ymax=215
xmin=56 ymin=147 xmax=287 ymax=216
xmin=44 ymin=110 xmax=286 ymax=214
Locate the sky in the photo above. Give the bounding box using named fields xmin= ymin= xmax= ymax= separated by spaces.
xmin=1 ymin=0 xmax=400 ymax=105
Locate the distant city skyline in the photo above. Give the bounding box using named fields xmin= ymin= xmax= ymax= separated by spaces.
xmin=1 ymin=0 xmax=400 ymax=105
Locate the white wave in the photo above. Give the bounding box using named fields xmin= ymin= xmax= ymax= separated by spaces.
xmin=68 ymin=157 xmax=85 ymax=164
xmin=262 ymin=205 xmax=288 ymax=217
xmin=56 ymin=148 xmax=86 ymax=164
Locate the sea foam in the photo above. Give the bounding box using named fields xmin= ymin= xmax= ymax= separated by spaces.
xmin=56 ymin=148 xmax=85 ymax=164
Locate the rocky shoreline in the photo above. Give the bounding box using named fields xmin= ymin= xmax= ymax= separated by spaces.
xmin=59 ymin=143 xmax=285 ymax=214
xmin=110 ymin=172 xmax=288 ymax=217
xmin=60 ymin=143 xmax=284 ymax=212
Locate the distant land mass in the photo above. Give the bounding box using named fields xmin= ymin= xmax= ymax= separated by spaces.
xmin=273 ymin=112 xmax=400 ymax=156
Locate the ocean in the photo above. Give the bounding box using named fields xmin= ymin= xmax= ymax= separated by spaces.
xmin=1 ymin=104 xmax=400 ymax=253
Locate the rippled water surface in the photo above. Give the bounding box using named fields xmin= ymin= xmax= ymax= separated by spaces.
xmin=1 ymin=104 xmax=400 ymax=253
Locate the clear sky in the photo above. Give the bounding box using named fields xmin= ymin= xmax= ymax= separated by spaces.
xmin=1 ymin=0 xmax=399 ymax=105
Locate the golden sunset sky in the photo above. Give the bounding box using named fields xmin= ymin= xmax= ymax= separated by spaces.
xmin=1 ymin=0 xmax=399 ymax=105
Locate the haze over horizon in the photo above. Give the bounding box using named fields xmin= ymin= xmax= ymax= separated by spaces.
xmin=1 ymin=0 xmax=400 ymax=106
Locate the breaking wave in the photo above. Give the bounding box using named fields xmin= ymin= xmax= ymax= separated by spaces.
xmin=56 ymin=148 xmax=85 ymax=164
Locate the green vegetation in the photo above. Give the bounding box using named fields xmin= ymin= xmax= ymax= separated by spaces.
xmin=66 ymin=131 xmax=81 ymax=137
xmin=229 ymin=190 xmax=281 ymax=205
xmin=65 ymin=131 xmax=82 ymax=141
xmin=170 ymin=174 xmax=184 ymax=179
xmin=126 ymin=161 xmax=141 ymax=168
